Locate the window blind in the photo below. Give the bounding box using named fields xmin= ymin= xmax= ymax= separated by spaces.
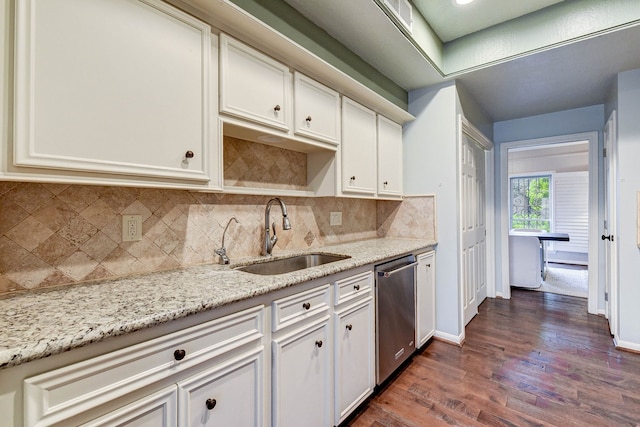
xmin=553 ymin=171 xmax=589 ymax=253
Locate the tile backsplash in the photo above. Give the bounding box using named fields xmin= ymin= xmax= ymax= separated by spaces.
xmin=0 ymin=182 xmax=435 ymax=295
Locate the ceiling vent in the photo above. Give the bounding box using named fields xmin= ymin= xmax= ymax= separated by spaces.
xmin=383 ymin=0 xmax=413 ymax=33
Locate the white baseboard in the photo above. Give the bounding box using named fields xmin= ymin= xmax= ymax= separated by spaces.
xmin=434 ymin=330 xmax=464 ymax=345
xmin=614 ymin=337 xmax=640 ymax=353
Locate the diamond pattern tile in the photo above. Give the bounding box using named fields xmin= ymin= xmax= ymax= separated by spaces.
xmin=0 ymin=180 xmax=435 ymax=295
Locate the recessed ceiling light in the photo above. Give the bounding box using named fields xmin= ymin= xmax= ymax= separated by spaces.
xmin=454 ymin=0 xmax=474 ymax=5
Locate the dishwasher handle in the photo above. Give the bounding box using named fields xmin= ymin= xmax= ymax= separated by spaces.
xmin=377 ymin=261 xmax=417 ymax=278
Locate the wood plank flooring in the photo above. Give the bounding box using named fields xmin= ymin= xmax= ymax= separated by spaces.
xmin=348 ymin=289 xmax=640 ymax=426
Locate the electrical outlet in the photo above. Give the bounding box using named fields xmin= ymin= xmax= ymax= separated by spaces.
xmin=330 ymin=211 xmax=342 ymax=226
xmin=122 ymin=214 xmax=142 ymax=242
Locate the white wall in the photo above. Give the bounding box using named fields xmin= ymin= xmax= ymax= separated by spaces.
xmin=404 ymin=82 xmax=462 ymax=341
xmin=493 ymin=105 xmax=605 ymax=302
xmin=615 ymin=69 xmax=640 ymax=348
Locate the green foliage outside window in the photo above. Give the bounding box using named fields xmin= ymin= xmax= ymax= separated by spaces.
xmin=510 ymin=175 xmax=551 ymax=231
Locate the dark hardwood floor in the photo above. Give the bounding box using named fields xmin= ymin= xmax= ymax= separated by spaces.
xmin=348 ymin=289 xmax=640 ymax=426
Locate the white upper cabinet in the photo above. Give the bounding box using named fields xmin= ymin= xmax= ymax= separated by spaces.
xmin=220 ymin=34 xmax=291 ymax=132
xmin=293 ymin=72 xmax=340 ymax=145
xmin=341 ymin=97 xmax=377 ymax=196
xmin=377 ymin=115 xmax=403 ymax=198
xmin=13 ymin=0 xmax=215 ymax=184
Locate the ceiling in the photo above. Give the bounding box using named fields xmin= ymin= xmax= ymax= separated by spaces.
xmin=413 ymin=0 xmax=566 ymax=42
xmin=281 ymin=0 xmax=640 ymax=123
xmin=509 ymin=140 xmax=588 ymax=160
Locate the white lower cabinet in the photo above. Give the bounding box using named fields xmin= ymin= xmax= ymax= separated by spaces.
xmin=272 ymin=316 xmax=332 ymax=427
xmin=22 ymin=268 xmax=384 ymax=427
xmin=79 ymin=387 xmax=178 ymax=427
xmin=334 ymin=297 xmax=375 ymax=425
xmin=177 ymin=347 xmax=264 ymax=426
xmin=23 ymin=306 xmax=264 ymax=427
xmin=416 ymin=251 xmax=436 ymax=347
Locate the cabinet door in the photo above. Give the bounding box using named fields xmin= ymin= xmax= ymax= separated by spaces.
xmin=14 ymin=0 xmax=213 ymax=182
xmin=341 ymin=98 xmax=377 ymax=195
xmin=377 ymin=115 xmax=403 ymax=198
xmin=220 ymin=34 xmax=291 ymax=131
xmin=177 ymin=347 xmax=264 ymax=427
xmin=80 ymin=387 xmax=177 ymax=427
xmin=293 ymin=72 xmax=340 ymax=145
xmin=334 ymin=298 xmax=375 ymax=425
xmin=416 ymin=251 xmax=436 ymax=347
xmin=272 ymin=316 xmax=332 ymax=427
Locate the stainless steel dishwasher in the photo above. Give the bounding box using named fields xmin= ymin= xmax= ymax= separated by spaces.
xmin=375 ymin=254 xmax=417 ymax=384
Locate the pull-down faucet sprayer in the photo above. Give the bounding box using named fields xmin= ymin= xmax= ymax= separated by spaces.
xmin=264 ymin=198 xmax=291 ymax=256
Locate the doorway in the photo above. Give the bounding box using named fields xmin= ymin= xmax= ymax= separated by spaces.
xmin=499 ymin=132 xmax=599 ymax=314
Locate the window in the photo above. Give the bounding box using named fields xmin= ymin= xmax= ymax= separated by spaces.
xmin=510 ymin=175 xmax=551 ymax=231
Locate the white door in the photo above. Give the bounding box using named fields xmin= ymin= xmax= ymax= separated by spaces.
xmin=272 ymin=318 xmax=332 ymax=427
xmin=461 ymin=131 xmax=487 ymax=326
xmin=177 ymin=349 xmax=264 ymax=427
xmin=334 ymin=298 xmax=375 ymax=425
xmin=603 ymin=111 xmax=618 ymax=336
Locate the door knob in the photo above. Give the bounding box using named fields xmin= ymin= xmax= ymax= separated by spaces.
xmin=601 ymin=234 xmax=614 ymax=241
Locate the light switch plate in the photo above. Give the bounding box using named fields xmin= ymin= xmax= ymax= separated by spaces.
xmin=122 ymin=214 xmax=142 ymax=242
xmin=330 ymin=211 xmax=342 ymax=226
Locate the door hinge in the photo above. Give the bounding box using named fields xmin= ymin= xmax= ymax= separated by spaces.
xmin=605 ymin=292 xmax=609 ymax=302
xmin=603 ymin=147 xmax=607 ymax=157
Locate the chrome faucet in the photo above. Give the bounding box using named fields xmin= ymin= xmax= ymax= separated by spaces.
xmin=215 ymin=217 xmax=239 ymax=264
xmin=263 ymin=198 xmax=291 ymax=256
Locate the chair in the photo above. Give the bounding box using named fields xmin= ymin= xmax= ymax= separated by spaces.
xmin=509 ymin=234 xmax=542 ymax=288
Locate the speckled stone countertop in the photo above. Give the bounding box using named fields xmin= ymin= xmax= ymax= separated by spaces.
xmin=0 ymin=238 xmax=435 ymax=369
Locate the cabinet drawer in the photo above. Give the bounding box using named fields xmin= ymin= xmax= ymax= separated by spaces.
xmin=24 ymin=305 xmax=264 ymax=427
xmin=272 ymin=284 xmax=331 ymax=332
xmin=334 ymin=271 xmax=373 ymax=306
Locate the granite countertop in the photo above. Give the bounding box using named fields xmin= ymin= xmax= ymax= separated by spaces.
xmin=0 ymin=237 xmax=435 ymax=370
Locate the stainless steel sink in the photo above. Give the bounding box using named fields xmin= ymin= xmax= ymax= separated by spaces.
xmin=235 ymin=253 xmax=350 ymax=275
